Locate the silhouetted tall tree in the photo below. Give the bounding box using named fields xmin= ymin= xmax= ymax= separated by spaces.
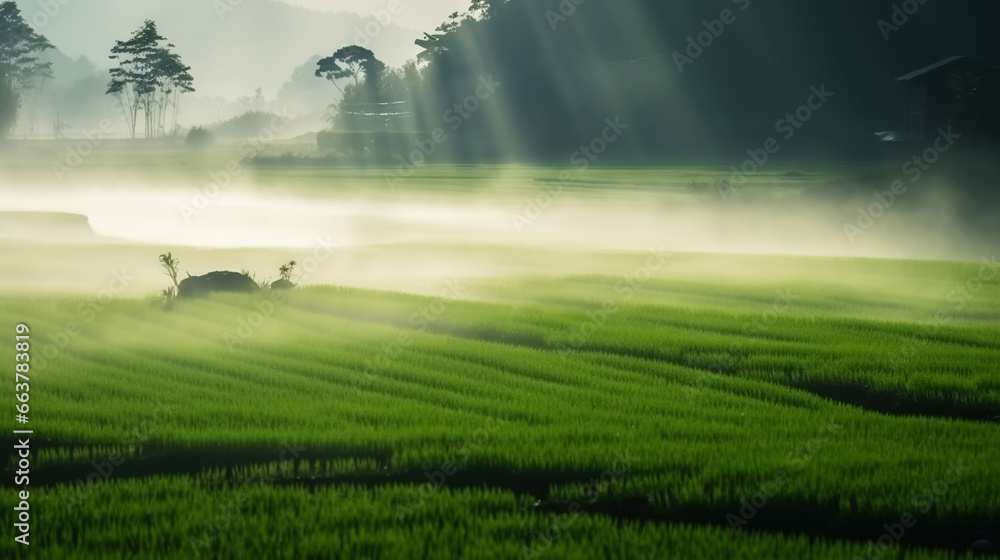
xmin=0 ymin=1 xmax=53 ymax=136
xmin=107 ymin=20 xmax=194 ymax=139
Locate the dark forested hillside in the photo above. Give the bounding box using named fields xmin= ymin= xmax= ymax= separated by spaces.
xmin=412 ymin=0 xmax=1000 ymax=160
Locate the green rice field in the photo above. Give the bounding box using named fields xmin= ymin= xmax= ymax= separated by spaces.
xmin=2 ymin=247 xmax=998 ymax=559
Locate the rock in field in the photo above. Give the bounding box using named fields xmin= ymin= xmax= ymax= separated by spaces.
xmin=178 ymin=271 xmax=258 ymax=298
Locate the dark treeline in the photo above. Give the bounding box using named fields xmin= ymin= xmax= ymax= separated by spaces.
xmin=388 ymin=0 xmax=1000 ymax=162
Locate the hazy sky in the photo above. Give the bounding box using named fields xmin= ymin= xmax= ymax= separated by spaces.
xmin=14 ymin=0 xmax=471 ymax=99
xmin=274 ymin=0 xmax=469 ymax=32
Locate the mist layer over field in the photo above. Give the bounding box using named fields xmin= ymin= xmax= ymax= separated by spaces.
xmin=2 ymin=149 xmax=997 ymax=297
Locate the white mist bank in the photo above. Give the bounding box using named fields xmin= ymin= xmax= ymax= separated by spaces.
xmin=0 ymin=178 xmax=979 ymax=260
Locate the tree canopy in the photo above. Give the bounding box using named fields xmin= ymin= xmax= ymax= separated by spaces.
xmin=315 ymin=46 xmax=386 ymax=94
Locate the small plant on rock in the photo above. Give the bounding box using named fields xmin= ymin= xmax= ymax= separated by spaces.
xmin=279 ymin=260 xmax=297 ymax=282
xmin=159 ymin=252 xmax=181 ymax=305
